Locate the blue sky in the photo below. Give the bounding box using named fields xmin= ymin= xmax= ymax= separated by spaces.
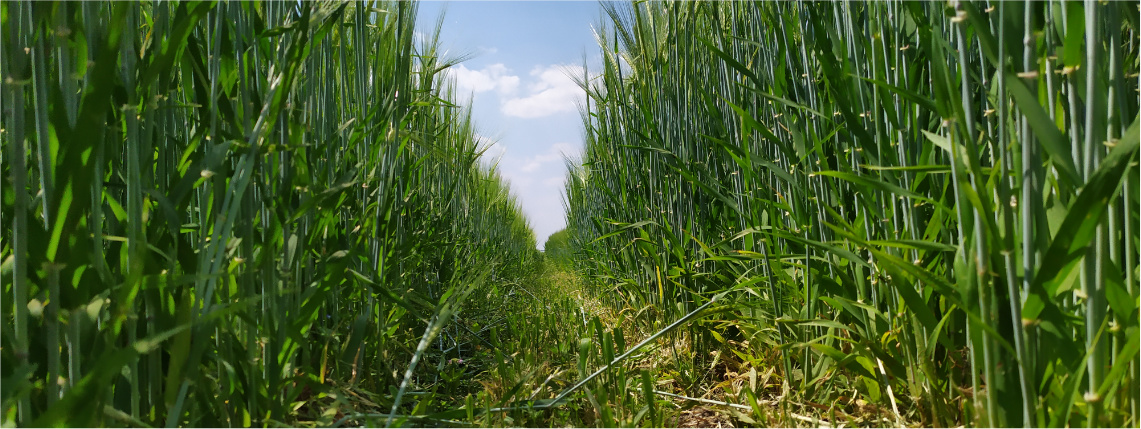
xmin=415 ymin=1 xmax=606 ymax=249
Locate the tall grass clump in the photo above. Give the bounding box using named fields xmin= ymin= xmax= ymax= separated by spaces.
xmin=566 ymin=1 xmax=1139 ymax=426
xmin=1 ymin=1 xmax=538 ymax=426
xmin=543 ymin=229 xmax=575 ymax=268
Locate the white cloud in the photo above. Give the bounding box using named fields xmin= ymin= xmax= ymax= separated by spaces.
xmin=501 ymin=65 xmax=584 ymax=118
xmin=484 ymin=140 xmax=582 ymax=249
xmin=451 ymin=63 xmax=519 ymax=95
xmin=520 ymin=142 xmax=575 ymax=173
xmin=444 ymin=63 xmax=588 ymax=247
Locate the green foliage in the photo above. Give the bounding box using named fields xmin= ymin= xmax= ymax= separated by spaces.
xmin=3 ymin=1 xmax=1139 ymax=427
xmin=543 ymin=228 xmax=574 ymax=268
xmin=566 ymin=1 xmax=1140 ymax=427
xmin=1 ymin=1 xmax=538 ymax=427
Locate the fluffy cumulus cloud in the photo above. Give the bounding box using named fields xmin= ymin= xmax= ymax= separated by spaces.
xmin=501 ymin=65 xmax=584 ymax=118
xmin=445 ymin=62 xmax=588 ymax=245
xmin=451 ymin=63 xmax=520 ymax=95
